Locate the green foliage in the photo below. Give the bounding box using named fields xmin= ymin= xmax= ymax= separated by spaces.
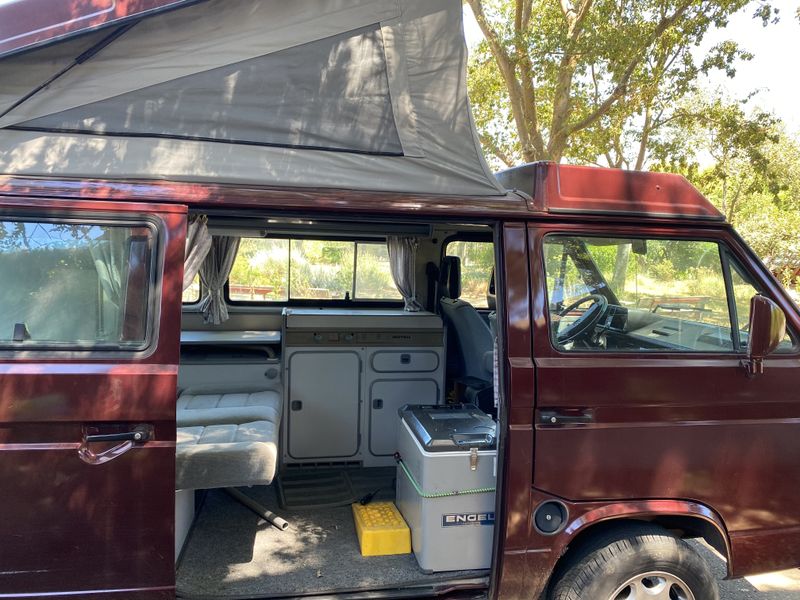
xmin=228 ymin=239 xmax=400 ymax=302
xmin=466 ymin=0 xmax=773 ymax=168
xmin=446 ymin=241 xmax=495 ymax=307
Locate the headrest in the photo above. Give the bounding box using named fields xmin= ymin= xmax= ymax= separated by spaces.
xmin=440 ymin=256 xmax=461 ymax=299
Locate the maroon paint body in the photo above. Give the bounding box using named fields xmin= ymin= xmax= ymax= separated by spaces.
xmin=0 ymin=0 xmax=202 ymax=58
xmin=0 ymin=162 xmax=798 ymax=599
xmin=0 ymin=198 xmax=186 ymax=598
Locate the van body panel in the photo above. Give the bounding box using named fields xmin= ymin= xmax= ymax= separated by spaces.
xmin=527 ymin=222 xmax=800 ymax=578
xmin=493 ymin=223 xmax=537 ymax=599
xmin=0 ymin=163 xmax=796 ymax=598
xmin=0 ymin=198 xmax=185 ymax=598
xmin=513 ymin=491 xmax=733 ymax=599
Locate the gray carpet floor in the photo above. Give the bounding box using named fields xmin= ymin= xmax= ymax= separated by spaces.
xmin=276 ymin=466 xmax=397 ymax=510
xmin=176 ymin=484 xmax=488 ymax=598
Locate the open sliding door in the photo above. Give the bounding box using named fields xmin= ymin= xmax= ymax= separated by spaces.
xmin=0 ymin=197 xmax=185 ymax=598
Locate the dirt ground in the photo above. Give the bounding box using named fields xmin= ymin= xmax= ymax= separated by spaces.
xmin=691 ymin=541 xmax=800 ymax=599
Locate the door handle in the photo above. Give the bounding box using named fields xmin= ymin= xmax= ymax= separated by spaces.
xmin=538 ymin=409 xmax=594 ymax=426
xmin=78 ymin=424 xmax=153 ymax=465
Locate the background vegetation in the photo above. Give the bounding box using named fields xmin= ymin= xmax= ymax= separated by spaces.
xmin=465 ymin=0 xmax=800 ymax=298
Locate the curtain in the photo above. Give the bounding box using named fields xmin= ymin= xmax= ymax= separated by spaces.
xmin=387 ymin=236 xmax=423 ymax=312
xmin=183 ymin=214 xmax=212 ymax=290
xmin=88 ymin=227 xmax=129 ymax=340
xmin=198 ymin=236 xmax=240 ymax=324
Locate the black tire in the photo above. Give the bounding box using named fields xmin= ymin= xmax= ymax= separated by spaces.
xmin=549 ymin=523 xmax=719 ymax=600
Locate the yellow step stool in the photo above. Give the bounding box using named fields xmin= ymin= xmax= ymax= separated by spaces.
xmin=351 ymin=501 xmax=411 ymax=557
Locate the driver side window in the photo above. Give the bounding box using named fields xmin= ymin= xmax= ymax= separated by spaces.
xmin=543 ymin=235 xmax=738 ymax=353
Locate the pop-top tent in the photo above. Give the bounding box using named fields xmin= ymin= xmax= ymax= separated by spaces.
xmin=0 ymin=0 xmax=505 ymax=196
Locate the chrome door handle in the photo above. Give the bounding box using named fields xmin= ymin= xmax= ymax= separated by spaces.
xmin=538 ymin=409 xmax=594 ymax=426
xmin=78 ymin=425 xmax=152 ymax=465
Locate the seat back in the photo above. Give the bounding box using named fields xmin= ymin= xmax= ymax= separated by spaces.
xmin=439 ymin=256 xmax=493 ymax=381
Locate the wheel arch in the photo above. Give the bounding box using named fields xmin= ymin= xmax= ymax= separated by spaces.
xmin=546 ymin=499 xmax=732 ymax=588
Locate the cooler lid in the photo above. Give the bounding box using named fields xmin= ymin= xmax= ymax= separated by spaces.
xmin=400 ymin=404 xmax=496 ymax=452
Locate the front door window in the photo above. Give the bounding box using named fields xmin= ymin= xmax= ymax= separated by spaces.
xmin=543 ymin=235 xmax=762 ymax=352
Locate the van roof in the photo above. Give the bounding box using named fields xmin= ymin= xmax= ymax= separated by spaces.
xmin=0 ymin=162 xmax=724 ymax=223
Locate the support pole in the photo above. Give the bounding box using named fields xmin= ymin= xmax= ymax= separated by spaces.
xmin=225 ymin=487 xmax=290 ymax=531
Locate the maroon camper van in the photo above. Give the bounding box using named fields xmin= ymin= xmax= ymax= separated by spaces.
xmin=0 ymin=1 xmax=798 ymax=599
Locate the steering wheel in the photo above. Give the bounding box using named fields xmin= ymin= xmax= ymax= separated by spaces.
xmin=556 ymin=294 xmax=609 ymax=345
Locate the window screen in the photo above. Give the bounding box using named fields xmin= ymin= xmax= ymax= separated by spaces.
xmin=18 ymin=26 xmax=403 ymax=155
xmin=0 ymin=219 xmax=154 ymax=349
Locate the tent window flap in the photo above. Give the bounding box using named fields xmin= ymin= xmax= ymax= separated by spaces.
xmin=17 ymin=26 xmax=403 ymax=155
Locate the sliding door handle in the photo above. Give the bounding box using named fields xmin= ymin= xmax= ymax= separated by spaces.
xmin=539 ymin=409 xmax=594 ymax=426
xmin=79 ymin=424 xmax=153 ymax=465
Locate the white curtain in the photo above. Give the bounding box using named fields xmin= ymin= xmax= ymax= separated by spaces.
xmin=198 ymin=236 xmax=240 ymax=324
xmin=183 ymin=214 xmax=212 ymax=291
xmin=387 ymin=236 xmax=423 ymax=312
xmin=89 ymin=229 xmax=125 ymax=308
xmin=88 ymin=227 xmax=131 ymax=340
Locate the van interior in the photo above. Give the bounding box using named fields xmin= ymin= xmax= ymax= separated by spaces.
xmin=174 ymin=212 xmax=501 ymax=598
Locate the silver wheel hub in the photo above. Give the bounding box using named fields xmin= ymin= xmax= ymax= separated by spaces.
xmin=608 ymin=571 xmax=696 ymax=600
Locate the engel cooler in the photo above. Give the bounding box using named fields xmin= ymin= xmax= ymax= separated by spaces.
xmin=395 ymin=404 xmax=497 ymax=572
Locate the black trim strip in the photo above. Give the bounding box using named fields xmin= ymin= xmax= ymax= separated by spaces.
xmin=0 ymin=24 xmax=137 ymax=120
xmin=7 ymin=126 xmax=406 ymax=157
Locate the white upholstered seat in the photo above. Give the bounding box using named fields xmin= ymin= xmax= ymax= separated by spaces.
xmin=175 ymin=421 xmax=278 ymax=490
xmin=177 ymin=388 xmax=282 ymax=427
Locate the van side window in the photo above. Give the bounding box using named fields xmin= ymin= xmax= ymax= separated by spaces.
xmin=728 ymin=257 xmax=795 ymax=352
xmin=0 ymin=218 xmax=155 ymax=350
xmin=227 ymin=238 xmax=400 ymax=302
xmin=444 ymin=240 xmax=494 ymax=308
xmin=543 ymin=235 xmax=739 ymax=352
xmin=183 ymin=274 xmax=200 ymax=304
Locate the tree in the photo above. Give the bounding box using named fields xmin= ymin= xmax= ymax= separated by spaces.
xmin=465 ymin=0 xmax=776 ymax=168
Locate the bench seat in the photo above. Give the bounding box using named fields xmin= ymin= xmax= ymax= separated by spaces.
xmin=175 ymin=421 xmax=278 ymax=490
xmin=177 ymin=388 xmax=281 ymax=427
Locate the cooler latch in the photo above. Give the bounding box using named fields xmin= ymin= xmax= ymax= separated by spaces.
xmin=470 ymin=447 xmax=478 ymax=471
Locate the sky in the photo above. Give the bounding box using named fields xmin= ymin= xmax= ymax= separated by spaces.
xmin=463 ymin=1 xmax=800 ymax=134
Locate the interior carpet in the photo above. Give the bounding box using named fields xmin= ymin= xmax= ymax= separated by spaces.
xmin=176 ymin=485 xmax=488 ymax=598
xmin=276 ymin=466 xmax=396 ymax=510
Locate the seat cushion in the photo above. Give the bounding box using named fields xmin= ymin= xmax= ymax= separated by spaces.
xmin=177 ymin=389 xmax=282 ymax=426
xmin=175 ymin=421 xmax=278 ymax=490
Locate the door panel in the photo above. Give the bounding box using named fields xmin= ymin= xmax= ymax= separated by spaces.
xmin=369 ymin=378 xmax=438 ymax=455
xmin=0 ymin=200 xmax=185 ymax=598
xmin=528 ymin=223 xmax=800 ymax=575
xmin=287 ymin=350 xmax=361 ymax=458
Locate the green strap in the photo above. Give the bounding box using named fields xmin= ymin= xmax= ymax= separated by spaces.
xmin=396 ymin=457 xmax=495 ymax=499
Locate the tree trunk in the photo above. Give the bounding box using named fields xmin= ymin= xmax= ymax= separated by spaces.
xmin=611 ymin=244 xmax=631 ymax=292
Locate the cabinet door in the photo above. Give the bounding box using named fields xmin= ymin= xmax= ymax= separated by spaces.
xmin=288 ymin=351 xmax=361 ymax=458
xmin=369 ymin=379 xmax=438 ymax=456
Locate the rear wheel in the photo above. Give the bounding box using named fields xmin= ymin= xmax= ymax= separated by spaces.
xmin=548 ymin=524 xmax=719 ymax=600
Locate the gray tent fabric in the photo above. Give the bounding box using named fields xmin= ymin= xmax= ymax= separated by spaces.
xmin=22 ymin=26 xmax=404 ymax=155
xmin=183 ymin=215 xmax=212 ymax=291
xmin=199 ymin=236 xmax=240 ymax=325
xmin=387 ymin=236 xmax=423 ymax=312
xmin=0 ymin=0 xmax=504 ymax=197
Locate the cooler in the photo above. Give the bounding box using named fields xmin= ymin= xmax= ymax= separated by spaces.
xmin=395 ymin=404 xmax=497 ymax=572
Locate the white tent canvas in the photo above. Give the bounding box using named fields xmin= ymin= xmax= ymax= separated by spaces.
xmin=0 ymin=0 xmax=504 ymax=196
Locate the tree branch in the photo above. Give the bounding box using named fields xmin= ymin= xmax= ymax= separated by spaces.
xmin=566 ymin=0 xmax=695 ymax=135
xmin=480 ymin=133 xmax=516 ymax=168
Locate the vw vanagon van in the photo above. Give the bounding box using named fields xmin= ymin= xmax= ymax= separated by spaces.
xmin=0 ymin=1 xmax=798 ymax=599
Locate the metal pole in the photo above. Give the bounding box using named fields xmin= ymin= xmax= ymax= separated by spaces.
xmin=225 ymin=487 xmax=290 ymax=531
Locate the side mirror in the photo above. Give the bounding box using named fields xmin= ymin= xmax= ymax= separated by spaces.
xmin=745 ymin=294 xmax=786 ymax=376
